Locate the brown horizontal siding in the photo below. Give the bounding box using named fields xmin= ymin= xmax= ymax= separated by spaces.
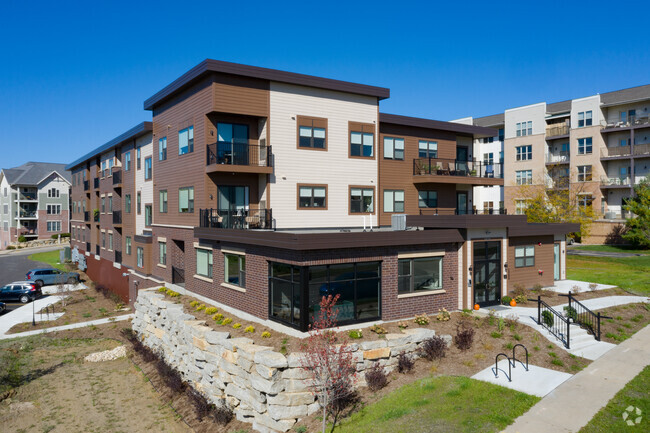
xmin=212 ymin=73 xmax=269 ymax=117
xmin=507 ymin=235 xmax=555 ymax=289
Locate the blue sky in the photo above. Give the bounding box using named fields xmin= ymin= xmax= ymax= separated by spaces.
xmin=2 ymin=0 xmax=649 ymax=168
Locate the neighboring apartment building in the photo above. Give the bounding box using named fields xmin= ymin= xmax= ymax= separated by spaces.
xmin=0 ymin=162 xmax=71 ymax=249
xmin=461 ymin=84 xmax=650 ymax=228
xmin=67 ymin=59 xmax=576 ymax=332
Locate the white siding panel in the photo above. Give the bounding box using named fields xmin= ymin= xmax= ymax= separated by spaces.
xmin=135 ymin=133 xmax=153 ymax=234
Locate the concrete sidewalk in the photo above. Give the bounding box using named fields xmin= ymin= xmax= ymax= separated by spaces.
xmin=503 ymin=324 xmax=650 ymax=433
xmin=0 ymin=314 xmax=134 ymax=340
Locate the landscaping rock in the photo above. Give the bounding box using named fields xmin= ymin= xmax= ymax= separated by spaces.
xmin=363 ymin=347 xmax=391 ymax=360
xmin=255 ymin=350 xmax=288 ymax=368
xmin=267 ymin=392 xmax=315 ymax=406
xmin=360 ymin=340 xmax=387 ymax=350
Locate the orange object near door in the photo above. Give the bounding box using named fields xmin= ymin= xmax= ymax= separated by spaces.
xmin=473 ymin=304 xmax=480 ymax=310
xmin=510 ymin=299 xmax=517 ymax=307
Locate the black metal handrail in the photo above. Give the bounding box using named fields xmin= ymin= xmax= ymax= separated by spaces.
xmin=560 ymin=291 xmax=612 ymax=341
xmin=413 ymin=158 xmax=503 ymax=179
xmin=112 ymin=169 xmax=122 ymax=186
xmin=418 ymin=208 xmax=507 ymax=216
xmin=534 ymin=295 xmax=571 ymax=348
xmin=112 ymin=210 xmax=122 ymax=225
xmin=199 ymin=208 xmax=273 ymax=230
xmin=206 ymin=141 xmax=272 ymax=167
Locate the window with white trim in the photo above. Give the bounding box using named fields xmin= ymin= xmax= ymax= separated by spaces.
xmin=515 ymin=199 xmax=529 ymax=215
xmin=516 ymin=121 xmax=533 ymax=137
xmin=578 ymin=111 xmax=592 ymax=127
xmin=46 ymin=204 xmax=61 ymax=215
xmin=516 ymin=145 xmax=532 ymax=161
xmin=516 ymin=170 xmax=533 ymax=185
xmin=578 ymin=137 xmax=592 ymax=154
xmin=46 ymin=221 xmax=61 ymax=232
xmin=577 ymin=165 xmax=592 ymax=182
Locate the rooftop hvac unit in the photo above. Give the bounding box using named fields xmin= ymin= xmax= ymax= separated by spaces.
xmin=391 ymin=214 xmax=407 ymax=231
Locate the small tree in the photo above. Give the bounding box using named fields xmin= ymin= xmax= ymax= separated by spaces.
xmin=300 ymin=295 xmax=357 ymax=433
xmin=623 ymin=177 xmax=650 ymax=248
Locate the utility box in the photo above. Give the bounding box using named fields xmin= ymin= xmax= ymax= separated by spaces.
xmin=391 ymin=214 xmax=407 ymax=231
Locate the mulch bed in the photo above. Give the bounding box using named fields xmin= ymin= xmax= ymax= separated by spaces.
xmin=599 ymin=303 xmax=650 ymax=344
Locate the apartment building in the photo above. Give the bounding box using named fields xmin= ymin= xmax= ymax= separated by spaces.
xmin=67 ymin=59 xmax=576 ymax=331
xmin=464 ymin=84 xmax=650 ymax=236
xmin=0 ymin=162 xmax=71 ymax=248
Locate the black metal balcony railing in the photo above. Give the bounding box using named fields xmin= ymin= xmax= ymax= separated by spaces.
xmin=199 ymin=208 xmax=272 ymax=230
xmin=115 ymin=250 xmax=122 ymax=264
xmin=112 ymin=169 xmax=122 ymax=186
xmin=83 ymin=180 xmax=90 ymax=191
xmin=419 ymin=208 xmax=507 ymax=216
xmin=207 ymin=141 xmax=272 ymax=167
xmin=112 ymin=210 xmax=122 ymax=225
xmin=93 ymin=178 xmax=100 ymax=189
xmin=84 ymin=211 xmax=90 ymax=222
xmin=413 ymin=158 xmax=503 ymax=179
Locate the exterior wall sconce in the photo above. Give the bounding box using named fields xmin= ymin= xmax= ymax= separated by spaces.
xmin=538 ymin=269 xmax=543 ymax=276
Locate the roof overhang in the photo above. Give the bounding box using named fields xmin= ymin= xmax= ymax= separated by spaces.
xmin=380 ymin=113 xmax=497 ymax=138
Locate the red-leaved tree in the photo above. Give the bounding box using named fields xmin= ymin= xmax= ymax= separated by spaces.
xmin=300 ymin=294 xmax=357 ymax=433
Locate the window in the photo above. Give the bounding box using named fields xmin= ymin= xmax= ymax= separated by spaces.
xmin=136 ymin=147 xmax=141 ymax=170
xmin=578 ymin=137 xmax=593 ymax=154
xmin=578 ymin=194 xmax=593 ymax=210
xmin=298 ymin=186 xmax=326 ymax=209
xmin=144 ymin=157 xmax=152 ymax=180
xmin=179 ymin=187 xmax=194 ymax=213
xmin=46 ymin=204 xmax=61 ymax=215
xmin=498 ymin=128 xmax=504 ymax=142
xmin=578 ymin=111 xmax=592 ymax=127
xmin=577 ymin=165 xmax=592 ymax=182
xmin=101 ymin=161 xmax=107 ymax=177
xmin=124 ymin=151 xmax=131 ymax=171
xmin=196 ymin=248 xmax=213 ymax=278
xmin=101 ymin=197 xmax=105 ymax=213
xmin=383 ymin=137 xmax=405 ymax=160
xmin=515 ymin=245 xmax=535 ymax=267
xmin=3 ymin=204 xmax=7 ymax=214
xmin=47 ymin=188 xmax=59 ymax=198
xmin=159 ymin=241 xmax=166 ymax=265
xmin=620 ymin=138 xmax=630 ymax=147
xmin=298 ymin=117 xmax=326 ymax=149
xmin=383 ymin=190 xmax=405 ymax=213
xmin=270 ymin=263 xmax=302 ymax=326
xmin=137 ymin=192 xmax=141 ymax=214
xmin=108 ymin=195 xmax=113 ymax=213
xmin=516 ymin=121 xmax=533 ymax=137
xmin=516 ymin=145 xmax=532 ymax=161
xmin=350 ymin=187 xmax=374 ymax=213
xmin=108 ymin=233 xmax=113 ymax=251
xmin=483 ymin=153 xmax=494 ymax=165
xmin=398 ymin=256 xmax=443 ymax=293
xmin=418 ymin=141 xmax=438 ymax=158
xmin=137 ymin=247 xmax=143 ymax=268
xmin=159 ymin=190 xmax=168 ymax=213
xmin=145 ymin=205 xmax=152 ymax=227
xmin=350 ymin=123 xmax=374 ymax=157
xmin=158 ymin=137 xmax=167 ymax=161
xmin=418 ymin=190 xmax=438 ymax=208
xmin=224 ymin=253 xmax=246 ymax=287
xmin=125 ymin=194 xmax=131 ymax=213
xmin=179 ymin=126 xmax=194 ymax=155
xmin=46 ymin=221 xmax=61 ymax=232
xmin=125 ymin=236 xmax=132 ymax=255
xmin=516 ymin=170 xmax=533 ymax=185
xmin=101 ymin=231 xmax=106 ymax=248
xmin=515 ymin=199 xmax=529 ymax=215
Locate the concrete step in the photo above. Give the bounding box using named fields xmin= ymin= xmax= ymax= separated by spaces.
xmin=570 ymin=339 xmax=601 ymax=352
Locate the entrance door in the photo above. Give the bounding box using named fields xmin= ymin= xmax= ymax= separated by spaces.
xmin=457 ymin=192 xmax=468 ymax=215
xmin=473 ymin=241 xmax=501 ymax=307
xmin=456 ymin=146 xmax=468 ymax=174
xmin=218 ymin=186 xmax=250 ymax=228
xmin=217 ymin=123 xmax=249 ymax=165
xmin=554 ymin=243 xmax=560 ymax=280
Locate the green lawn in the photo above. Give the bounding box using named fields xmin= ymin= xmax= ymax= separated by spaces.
xmin=333 ymin=376 xmax=540 ymax=433
xmin=28 ymin=249 xmax=66 ymax=271
xmin=579 ymin=366 xmax=649 ymax=432
xmin=567 ymin=253 xmax=650 ymax=296
xmin=571 ymin=245 xmax=650 ymax=255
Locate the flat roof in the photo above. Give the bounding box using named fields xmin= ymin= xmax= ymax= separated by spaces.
xmin=380 ymin=113 xmax=497 ymax=137
xmin=406 ymin=214 xmax=579 ymax=235
xmin=66 ymin=122 xmax=153 ymax=170
xmin=144 ymin=59 xmax=391 ymax=110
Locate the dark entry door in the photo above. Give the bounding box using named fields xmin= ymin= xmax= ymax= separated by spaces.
xmin=473 ymin=241 xmax=501 ymax=307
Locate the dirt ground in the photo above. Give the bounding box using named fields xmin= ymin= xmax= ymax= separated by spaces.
xmin=7 ymin=287 xmax=129 ymax=334
xmin=599 ymin=303 xmax=650 ymax=344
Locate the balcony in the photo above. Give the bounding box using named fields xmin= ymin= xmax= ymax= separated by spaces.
xmin=412 ymin=158 xmax=503 ymax=186
xmin=18 ymin=210 xmax=37 ymax=218
xmin=112 ymin=169 xmax=122 ymax=188
xmin=600 ymin=176 xmax=632 ymax=188
xmin=114 ymin=250 xmax=122 ymax=264
xmin=546 ymin=151 xmax=570 ymax=164
xmin=602 ymin=115 xmax=650 ymax=132
xmin=16 ymin=192 xmax=37 ymax=201
xmin=85 ymin=242 xmax=91 ymax=252
xmin=112 ymin=210 xmax=122 ymax=226
xmin=418 ymin=208 xmax=507 ymax=216
xmin=206 ymin=142 xmax=273 ymax=174
xmin=199 ymin=208 xmax=273 ymax=230
xmin=546 ymin=176 xmax=570 ymax=189
xmin=84 ymin=211 xmax=90 ymax=222
xmin=83 ymin=180 xmax=90 ymax=191
xmin=93 ymin=178 xmax=100 ymax=189
xmin=546 ymin=124 xmax=570 ymax=138
xmin=601 ymin=146 xmax=631 ymax=158
xmin=18 ymin=227 xmax=38 ymax=236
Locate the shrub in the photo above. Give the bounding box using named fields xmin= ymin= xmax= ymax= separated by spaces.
xmin=513 ymin=334 xmax=522 ymax=341
xmin=186 ymin=386 xmax=212 ymax=420
xmin=414 ymin=313 xmax=430 ymax=325
xmin=420 ymin=335 xmax=447 ymax=360
xmin=397 ymin=351 xmax=414 ymax=373
xmin=502 ymin=295 xmax=512 ymax=306
xmin=370 ymin=324 xmax=387 ymax=334
xmin=532 ymin=283 xmax=543 ymax=291
xmin=222 ymin=318 xmax=232 ymax=325
xmin=564 ymin=306 xmax=577 ymax=321
xmin=365 ymin=363 xmax=388 ymax=391
xmin=541 ymin=310 xmax=554 ymax=327
xmin=196 ymin=304 xmax=206 ymax=312
xmin=454 ymin=323 xmax=475 ymax=351
xmin=497 ymin=317 xmax=505 ymax=332
xmin=397 ymin=321 xmax=409 ymax=330
xmin=6 ymin=245 xmax=15 ymax=250
xmin=166 ymin=290 xmax=180 ymax=298
xmin=18 ymin=235 xmax=27 ymax=243
xmin=244 ymin=325 xmax=255 ymax=333
xmin=490 ymin=331 xmax=502 ymax=338
xmin=155 ymin=357 xmax=185 ymax=393
xmin=189 ymin=300 xmax=199 ymax=308
xmin=211 ymin=405 xmax=234 ymax=425
xmin=205 ymin=307 xmax=218 ymax=315
xmin=232 ymin=323 xmax=242 ymax=329
xmin=261 ymin=331 xmax=271 ymax=338
xmin=436 ymin=308 xmax=450 ymax=321
xmin=348 ymin=329 xmax=363 ymax=339
xmin=588 ymin=282 xmax=598 ymax=291
xmin=514 ymin=294 xmax=528 ymax=304
xmin=157 ymin=287 xmax=166 ymax=293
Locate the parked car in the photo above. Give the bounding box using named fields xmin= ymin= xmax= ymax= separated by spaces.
xmin=0 ymin=301 xmax=6 ymax=314
xmin=0 ymin=282 xmax=42 ymax=303
xmin=25 ymin=268 xmax=80 ymax=287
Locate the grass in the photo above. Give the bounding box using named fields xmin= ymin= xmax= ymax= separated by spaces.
xmin=579 ymin=365 xmax=649 ymax=432
xmin=571 ymin=245 xmax=649 ymax=255
xmin=28 ymin=249 xmax=67 ymax=271
xmin=566 ymin=253 xmax=650 ymax=296
xmin=333 ymin=376 xmax=540 ymax=433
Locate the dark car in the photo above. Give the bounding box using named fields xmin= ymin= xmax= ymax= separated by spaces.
xmin=0 ymin=281 xmax=42 ymax=303
xmin=26 ymin=268 xmax=80 ymax=287
xmin=0 ymin=301 xmax=6 ymax=314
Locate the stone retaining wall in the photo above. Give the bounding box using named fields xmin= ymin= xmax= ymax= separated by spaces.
xmin=132 ymin=290 xmax=448 ymax=433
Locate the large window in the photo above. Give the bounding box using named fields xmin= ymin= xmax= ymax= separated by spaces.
xmin=159 ymin=190 xmax=168 ymax=213
xmin=137 ymin=192 xmax=141 ymax=214
xmin=47 ymin=188 xmax=59 ymax=198
xmin=516 ymin=170 xmax=533 ymax=185
xmin=383 ymin=190 xmax=404 ymax=213
xmin=145 ymin=205 xmax=152 ymax=227
xmin=159 ymin=137 xmax=167 ymax=161
xmin=350 ymin=187 xmax=374 ymax=213
xmin=383 ymin=137 xmax=405 ymax=160
xmin=196 ymin=248 xmax=213 ymax=278
xmin=578 ymin=111 xmax=592 ymax=127
xmin=577 ymin=165 xmax=592 ymax=182
xmin=516 ymin=145 xmax=532 ymax=161
xmin=398 ymin=256 xmax=443 ymax=293
xmin=270 ymin=263 xmax=302 ymax=326
xmin=179 ymin=187 xmax=194 ymax=213
xmin=159 ymin=241 xmax=166 ymax=265
xmin=578 ymin=194 xmax=593 ymax=210
xmin=144 ymin=157 xmax=152 ymax=180
xmin=418 ymin=190 xmax=438 ymax=208
xmin=578 ymin=137 xmax=593 ymax=154
xmin=46 ymin=204 xmax=61 ymax=215
xmin=125 ymin=194 xmax=131 ymax=213
xmin=515 ymin=199 xmax=529 ymax=215
xmin=126 ymin=236 xmax=132 ymax=255
xmin=418 ymin=141 xmax=438 ymax=158
xmin=298 ymin=117 xmax=327 ymax=149
xmin=137 ymin=247 xmax=143 ymax=268
xmin=350 ymin=124 xmax=374 ymax=158
xmin=224 ymin=253 xmax=246 ymax=287
xmin=179 ymin=126 xmax=194 ymax=155
xmin=515 ymin=245 xmax=535 ymax=267
xmin=516 ymin=121 xmax=533 ymax=137
xmin=298 ymin=185 xmax=326 ymax=209
xmin=124 ymin=151 xmax=131 ymax=171
xmin=46 ymin=221 xmax=61 ymax=232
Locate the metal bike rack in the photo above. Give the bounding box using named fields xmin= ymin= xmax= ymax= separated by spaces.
xmin=493 ymin=353 xmax=512 ymax=382
xmin=511 ymin=344 xmax=529 ymax=371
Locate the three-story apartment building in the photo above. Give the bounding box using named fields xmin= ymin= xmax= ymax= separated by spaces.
xmin=67 ymin=60 xmax=577 ymax=332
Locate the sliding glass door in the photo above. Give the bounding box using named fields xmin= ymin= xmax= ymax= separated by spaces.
xmin=218 ymin=186 xmax=249 ymax=228
xmin=217 ymin=123 xmax=249 ymax=165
